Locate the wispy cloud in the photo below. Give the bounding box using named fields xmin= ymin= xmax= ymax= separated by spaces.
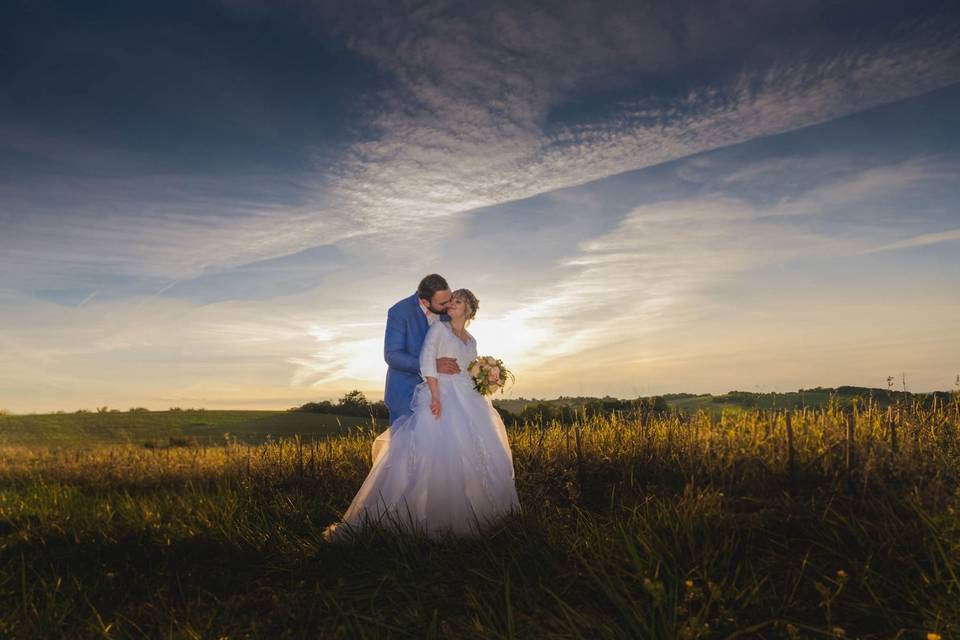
xmin=4 ymin=2 xmax=958 ymax=290
xmin=77 ymin=289 xmax=99 ymax=307
xmin=453 ymin=153 xmax=960 ymax=381
xmin=863 ymin=228 xmax=960 ymax=254
xmin=322 ymin=4 xmax=960 ymax=254
xmin=0 ymin=172 xmax=362 ymax=287
xmin=2 ymin=148 xmax=957 ymax=411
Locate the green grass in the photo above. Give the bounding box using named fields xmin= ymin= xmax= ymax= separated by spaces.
xmin=496 ymin=387 xmax=943 ymax=418
xmin=667 ymin=392 xmax=836 ymax=414
xmin=0 ymin=409 xmax=379 ymax=447
xmin=1 ymin=401 xmax=958 ymax=638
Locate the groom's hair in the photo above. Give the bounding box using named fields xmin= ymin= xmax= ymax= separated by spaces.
xmin=417 ymin=274 xmax=449 ymax=300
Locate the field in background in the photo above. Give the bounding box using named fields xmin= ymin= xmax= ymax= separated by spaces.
xmin=0 ymin=386 xmax=948 ymax=450
xmin=494 ymin=386 xmax=952 ymax=418
xmin=1 ymin=396 xmax=957 ymax=638
xmin=0 ymin=409 xmax=379 ymax=448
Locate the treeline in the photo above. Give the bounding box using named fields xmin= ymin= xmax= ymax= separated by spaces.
xmin=290 ymin=390 xmax=389 ymax=419
xmin=810 ymin=385 xmax=955 ymax=405
xmin=495 ymin=396 xmax=671 ymax=426
xmin=289 ymin=391 xmax=672 ymax=426
xmin=289 ymin=386 xmax=959 ymax=426
xmin=710 ymin=386 xmax=957 ymax=408
xmin=711 ymin=391 xmax=760 ymax=406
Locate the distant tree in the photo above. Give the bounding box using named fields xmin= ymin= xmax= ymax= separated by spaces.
xmin=651 ymin=396 xmax=669 ymax=414
xmin=368 ymin=400 xmax=389 ymax=419
xmin=725 ymin=391 xmax=758 ymax=407
xmin=519 ymin=402 xmax=560 ymax=426
xmin=336 ymin=390 xmax=370 ymax=417
xmin=634 ymin=396 xmax=669 ymax=419
xmin=296 ymin=400 xmax=335 ymax=414
xmin=290 ymin=393 xmax=388 ymax=420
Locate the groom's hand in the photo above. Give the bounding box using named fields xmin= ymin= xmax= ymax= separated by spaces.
xmin=436 ymin=357 xmax=460 ymax=374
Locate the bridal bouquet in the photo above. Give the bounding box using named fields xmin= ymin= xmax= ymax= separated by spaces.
xmin=468 ymin=355 xmax=514 ymax=396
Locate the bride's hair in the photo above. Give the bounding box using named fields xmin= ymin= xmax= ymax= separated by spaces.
xmin=451 ymin=288 xmax=479 ymax=322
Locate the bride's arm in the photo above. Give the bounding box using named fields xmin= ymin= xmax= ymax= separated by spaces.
xmin=419 ymin=324 xmax=443 ymax=418
xmin=427 ymin=377 xmax=441 ymax=418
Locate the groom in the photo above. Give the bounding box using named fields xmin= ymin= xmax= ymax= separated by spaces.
xmin=384 ymin=274 xmax=461 ymax=424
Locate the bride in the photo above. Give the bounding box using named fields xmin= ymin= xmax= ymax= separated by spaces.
xmin=322 ymin=288 xmax=521 ymax=541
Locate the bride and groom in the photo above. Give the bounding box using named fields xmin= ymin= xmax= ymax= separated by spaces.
xmin=323 ymin=274 xmax=521 ymax=541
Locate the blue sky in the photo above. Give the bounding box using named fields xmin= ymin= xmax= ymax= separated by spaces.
xmin=1 ymin=1 xmax=959 ymax=412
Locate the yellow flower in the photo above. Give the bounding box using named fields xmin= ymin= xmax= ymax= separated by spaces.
xmin=836 ymin=569 xmax=848 ymax=578
xmin=684 ymin=580 xmax=694 ymax=588
xmin=927 ymin=633 xmax=941 ymax=640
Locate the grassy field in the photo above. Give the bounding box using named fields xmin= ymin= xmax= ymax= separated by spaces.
xmin=1 ymin=399 xmax=958 ymax=638
xmin=0 ymin=409 xmax=378 ymax=447
xmin=495 ymin=387 xmax=943 ymax=418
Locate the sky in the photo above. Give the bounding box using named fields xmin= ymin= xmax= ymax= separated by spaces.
xmin=1 ymin=0 xmax=959 ymax=413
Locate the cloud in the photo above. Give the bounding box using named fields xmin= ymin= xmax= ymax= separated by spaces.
xmin=0 ymin=284 xmax=395 ymax=411
xmin=4 ymin=2 xmax=959 ymax=291
xmin=3 ymin=1 xmax=960 ymax=409
xmin=452 ymin=152 xmax=960 ymax=383
xmin=321 ymin=2 xmax=960 ymax=254
xmin=862 ymin=228 xmax=960 ymax=254
xmin=2 ymin=149 xmax=957 ymax=411
xmin=0 ymin=171 xmax=363 ymax=288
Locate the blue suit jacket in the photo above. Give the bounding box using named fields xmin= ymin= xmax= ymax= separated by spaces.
xmin=383 ymin=293 xmax=449 ymax=424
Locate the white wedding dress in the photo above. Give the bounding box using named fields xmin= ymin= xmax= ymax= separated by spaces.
xmin=323 ymin=321 xmax=521 ymax=541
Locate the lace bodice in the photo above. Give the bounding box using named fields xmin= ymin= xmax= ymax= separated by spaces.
xmin=419 ymin=321 xmax=478 ymax=380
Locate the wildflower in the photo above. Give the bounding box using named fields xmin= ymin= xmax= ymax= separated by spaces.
xmin=927 ymin=634 xmax=941 ymax=640
xmin=685 ymin=579 xmax=694 ymax=588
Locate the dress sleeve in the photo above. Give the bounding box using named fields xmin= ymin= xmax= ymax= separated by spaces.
xmin=419 ymin=323 xmax=442 ymax=380
xmin=469 ymin=333 xmax=479 ymax=361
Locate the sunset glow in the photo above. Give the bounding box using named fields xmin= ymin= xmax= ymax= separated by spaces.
xmin=1 ymin=2 xmax=958 ymax=413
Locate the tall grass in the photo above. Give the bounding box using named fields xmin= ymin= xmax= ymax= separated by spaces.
xmin=1 ymin=398 xmax=957 ymax=638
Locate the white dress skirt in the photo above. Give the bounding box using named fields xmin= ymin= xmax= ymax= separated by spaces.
xmin=323 ymin=321 xmax=521 ymax=541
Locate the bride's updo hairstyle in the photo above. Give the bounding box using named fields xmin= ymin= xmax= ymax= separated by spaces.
xmin=452 ymin=288 xmax=479 ymax=323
